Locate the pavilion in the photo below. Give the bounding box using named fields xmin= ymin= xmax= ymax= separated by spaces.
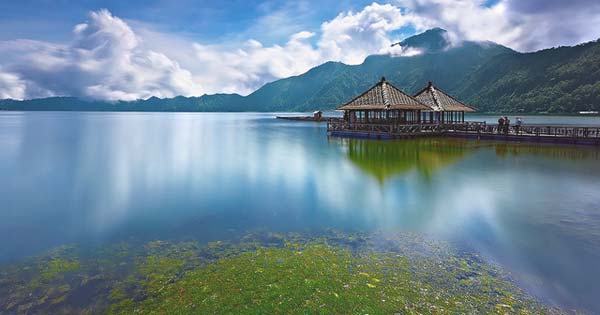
xmin=329 ymin=77 xmax=480 ymax=139
xmin=337 ymin=77 xmax=431 ymax=125
xmin=414 ymin=81 xmax=477 ymax=124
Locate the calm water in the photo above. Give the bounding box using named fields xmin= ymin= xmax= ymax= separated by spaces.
xmin=1 ymin=112 xmax=600 ymax=312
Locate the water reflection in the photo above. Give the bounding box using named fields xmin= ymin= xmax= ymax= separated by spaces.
xmin=342 ymin=138 xmax=476 ymax=182
xmin=493 ymin=141 xmax=600 ymax=160
xmin=1 ymin=112 xmax=600 ymax=313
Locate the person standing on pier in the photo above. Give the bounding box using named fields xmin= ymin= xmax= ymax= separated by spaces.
xmin=504 ymin=116 xmax=510 ymax=134
xmin=498 ymin=116 xmax=505 ymax=134
xmin=516 ymin=117 xmax=523 ymax=134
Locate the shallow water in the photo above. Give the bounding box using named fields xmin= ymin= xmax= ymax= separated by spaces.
xmin=1 ymin=112 xmax=600 ymax=313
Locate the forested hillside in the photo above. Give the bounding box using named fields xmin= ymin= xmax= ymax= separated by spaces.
xmin=455 ymin=40 xmax=600 ymax=113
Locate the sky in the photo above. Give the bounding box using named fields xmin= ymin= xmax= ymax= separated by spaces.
xmin=1 ymin=0 xmax=599 ymax=101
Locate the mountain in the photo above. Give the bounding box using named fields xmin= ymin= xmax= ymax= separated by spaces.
xmin=455 ymin=40 xmax=600 ymax=113
xmin=396 ymin=27 xmax=451 ymax=53
xmin=241 ymin=28 xmax=514 ymax=111
xmin=243 ymin=61 xmax=355 ymax=112
xmin=1 ymin=28 xmax=599 ymax=113
xmin=0 ymin=94 xmax=246 ymax=112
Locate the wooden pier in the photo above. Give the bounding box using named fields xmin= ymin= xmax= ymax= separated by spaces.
xmin=327 ymin=120 xmax=600 ymax=145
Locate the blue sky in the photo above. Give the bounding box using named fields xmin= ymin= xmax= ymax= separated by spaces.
xmin=0 ymin=0 xmax=599 ymax=100
xmin=0 ymin=0 xmax=375 ymax=44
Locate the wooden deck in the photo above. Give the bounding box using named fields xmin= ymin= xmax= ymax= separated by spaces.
xmin=327 ymin=120 xmax=600 ymax=145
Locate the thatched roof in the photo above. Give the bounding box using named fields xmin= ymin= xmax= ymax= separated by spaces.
xmin=414 ymin=82 xmax=476 ymax=112
xmin=337 ymin=77 xmax=430 ymax=111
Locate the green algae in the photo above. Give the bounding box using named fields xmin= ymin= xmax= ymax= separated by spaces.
xmin=0 ymin=247 xmax=83 ymax=314
xmin=0 ymin=231 xmax=573 ymax=315
xmin=113 ymin=244 xmax=545 ymax=315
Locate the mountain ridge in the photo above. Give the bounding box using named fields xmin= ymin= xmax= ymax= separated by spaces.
xmin=396 ymin=27 xmax=452 ymax=53
xmin=1 ymin=29 xmax=599 ymax=114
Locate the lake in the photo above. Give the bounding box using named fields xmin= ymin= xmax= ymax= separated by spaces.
xmin=1 ymin=111 xmax=600 ymax=314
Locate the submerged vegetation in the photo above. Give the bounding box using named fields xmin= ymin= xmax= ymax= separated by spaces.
xmin=0 ymin=231 xmax=570 ymax=314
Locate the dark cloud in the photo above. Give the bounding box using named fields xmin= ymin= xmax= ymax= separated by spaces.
xmin=397 ymin=0 xmax=600 ymax=52
xmin=506 ymin=0 xmax=600 ymax=14
xmin=505 ymin=0 xmax=600 ymax=51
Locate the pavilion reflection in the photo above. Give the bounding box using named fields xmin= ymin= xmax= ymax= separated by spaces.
xmin=342 ymin=137 xmax=476 ymax=182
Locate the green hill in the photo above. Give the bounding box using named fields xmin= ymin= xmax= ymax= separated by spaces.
xmin=1 ymin=28 xmax=599 ymax=114
xmin=455 ymin=40 xmax=600 ymax=113
xmin=242 ymin=28 xmax=515 ymax=111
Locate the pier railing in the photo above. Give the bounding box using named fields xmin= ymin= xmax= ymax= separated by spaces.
xmin=448 ymin=124 xmax=600 ymax=139
xmin=327 ymin=120 xmax=485 ymax=135
xmin=327 ymin=120 xmax=600 ymax=141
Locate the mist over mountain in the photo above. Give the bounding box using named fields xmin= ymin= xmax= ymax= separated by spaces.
xmin=2 ymin=28 xmax=599 ymax=114
xmin=396 ymin=27 xmax=452 ymax=53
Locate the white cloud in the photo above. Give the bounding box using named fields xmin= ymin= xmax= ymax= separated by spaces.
xmin=290 ymin=31 xmax=316 ymax=41
xmin=317 ymin=3 xmax=423 ymax=64
xmin=186 ymin=33 xmax=323 ymax=95
xmin=0 ymin=4 xmax=423 ymax=99
xmin=140 ymin=3 xmax=421 ymax=95
xmin=395 ymin=0 xmax=517 ymax=46
xmin=0 ymin=9 xmax=196 ymax=101
xmin=0 ymin=71 xmax=27 ymax=100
